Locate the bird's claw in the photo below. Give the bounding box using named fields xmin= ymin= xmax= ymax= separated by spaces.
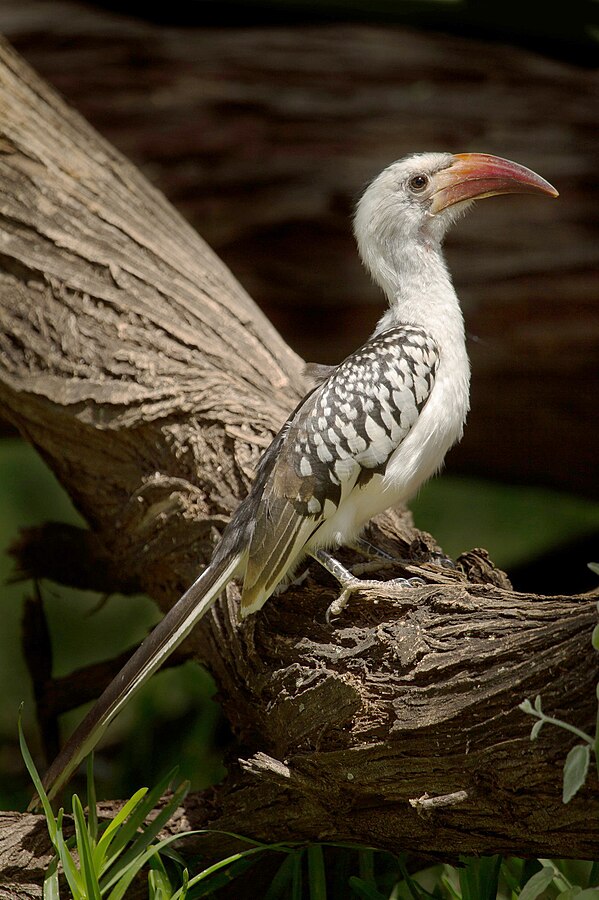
xmin=325 ymin=574 xmax=425 ymax=623
xmin=430 ymin=554 xmax=456 ymax=569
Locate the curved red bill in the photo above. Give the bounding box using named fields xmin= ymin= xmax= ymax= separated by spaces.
xmin=430 ymin=153 xmax=559 ymax=214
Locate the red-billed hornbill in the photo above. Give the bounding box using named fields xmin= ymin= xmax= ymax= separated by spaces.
xmin=37 ymin=151 xmax=557 ymax=803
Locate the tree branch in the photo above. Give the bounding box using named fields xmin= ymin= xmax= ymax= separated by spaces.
xmin=0 ymin=31 xmax=597 ymax=896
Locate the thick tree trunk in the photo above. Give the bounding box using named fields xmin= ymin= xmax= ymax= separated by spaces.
xmin=1 ymin=0 xmax=597 ymax=497
xmin=0 ymin=31 xmax=597 ymax=897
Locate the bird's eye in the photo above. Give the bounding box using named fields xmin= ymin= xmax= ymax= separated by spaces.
xmin=408 ymin=173 xmax=429 ymax=193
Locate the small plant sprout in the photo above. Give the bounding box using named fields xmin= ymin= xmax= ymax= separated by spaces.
xmin=520 ymin=595 xmax=599 ymax=804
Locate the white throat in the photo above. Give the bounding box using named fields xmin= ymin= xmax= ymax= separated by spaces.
xmin=366 ymin=234 xmax=466 ymax=354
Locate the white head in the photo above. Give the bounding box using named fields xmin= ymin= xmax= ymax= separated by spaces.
xmin=354 ymin=151 xmax=558 ymax=297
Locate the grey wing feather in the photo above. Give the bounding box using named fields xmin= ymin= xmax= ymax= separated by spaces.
xmin=304 ymin=361 xmax=337 ymax=387
xmin=239 ymin=325 xmax=439 ymax=613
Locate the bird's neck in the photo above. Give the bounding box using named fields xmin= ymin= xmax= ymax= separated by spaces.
xmin=370 ymin=240 xmax=465 ymax=349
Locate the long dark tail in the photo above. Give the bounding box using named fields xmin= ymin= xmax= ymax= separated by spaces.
xmin=34 ymin=551 xmax=243 ymax=806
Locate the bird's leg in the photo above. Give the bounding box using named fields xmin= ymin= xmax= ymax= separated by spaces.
xmin=351 ymin=537 xmax=397 ymax=562
xmin=350 ymin=537 xmax=455 ymax=574
xmin=309 ymin=548 xmax=425 ymax=622
xmin=347 ymin=538 xmax=408 ymax=576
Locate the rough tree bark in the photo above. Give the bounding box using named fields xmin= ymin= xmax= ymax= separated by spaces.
xmin=0 ymin=34 xmax=597 ymax=897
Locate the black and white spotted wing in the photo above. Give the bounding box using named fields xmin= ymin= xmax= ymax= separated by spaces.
xmin=240 ymin=325 xmax=439 ymax=611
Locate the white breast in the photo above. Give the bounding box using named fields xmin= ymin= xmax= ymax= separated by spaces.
xmin=306 ymin=339 xmax=470 ymax=554
xmin=383 ymin=339 xmax=470 ymax=496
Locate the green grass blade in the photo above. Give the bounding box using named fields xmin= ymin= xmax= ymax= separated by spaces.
xmin=358 ymin=849 xmax=376 ymax=886
xmin=307 ymin=845 xmax=327 ymax=900
xmin=178 ymin=839 xmax=291 ymax=897
xmin=98 ymin=768 xmax=179 ymax=872
xmin=185 ymin=856 xmax=259 ymax=898
xmin=440 ymin=871 xmax=462 ymax=900
xmin=291 ymin=850 xmax=303 ymax=900
xmin=348 ymin=875 xmax=387 ymax=899
xmin=43 ymin=859 xmax=61 ymax=900
xmin=107 ymin=833 xmax=220 ymax=900
xmin=178 ymin=846 xmax=265 ymax=894
xmin=397 ymin=858 xmax=432 ymax=900
xmin=179 ymin=868 xmax=189 ymax=900
xmin=147 ymin=851 xmax=173 ymax=887
xmin=72 ymin=794 xmax=102 ymax=900
xmin=563 ymin=891 xmax=599 ymax=900
xmin=100 ymin=780 xmax=189 ymax=891
xmin=148 ymin=865 xmax=173 ymax=899
xmin=18 ymin=708 xmax=58 ymax=844
xmin=87 ymin=754 xmax=98 ymax=846
xmin=105 ymin=826 xmax=289 ymax=900
xmin=106 ymin=843 xmax=175 ymax=900
xmin=458 ymin=855 xmax=502 ymax=900
xmin=500 ymin=858 xmax=524 ymax=893
xmin=93 ymin=787 xmax=148 ymax=868
xmin=264 ymin=852 xmax=297 ymax=900
xmin=55 ymin=822 xmax=85 ymax=897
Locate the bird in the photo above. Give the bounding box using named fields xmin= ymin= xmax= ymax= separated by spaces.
xmin=36 ymin=151 xmax=558 ymax=803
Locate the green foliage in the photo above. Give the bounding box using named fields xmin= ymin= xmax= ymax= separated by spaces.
xmin=20 ymin=707 xmax=599 ymax=900
xmin=411 ymin=478 xmax=599 ymax=570
xmin=21 ymin=713 xmax=194 ymax=898
xmin=520 ymin=594 xmax=599 ymax=804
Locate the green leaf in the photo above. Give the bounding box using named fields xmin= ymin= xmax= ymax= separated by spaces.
xmin=519 ymin=699 xmax=534 ymax=715
xmin=531 ymin=719 xmax=544 ymax=741
xmin=358 ymin=849 xmax=376 ymax=886
xmin=43 ymin=861 xmax=61 ymax=900
xmin=264 ymin=852 xmax=297 ymax=900
xmin=555 ymin=891 xmax=599 ymax=900
xmin=291 ymin=848 xmax=303 ymax=900
xmin=107 ymin=843 xmax=171 ymax=900
xmin=307 ymin=845 xmax=327 ymax=900
xmin=348 ymin=876 xmax=387 ymax=900
xmin=87 ymin=754 xmax=98 ymax=846
xmin=101 ymin=780 xmax=189 ymax=891
xmin=148 ymin=867 xmax=174 ymax=899
xmin=534 ymin=695 xmax=543 ymax=713
xmin=592 ymin=624 xmax=599 ymax=652
xmin=397 ymin=858 xmax=436 ymax=900
xmin=184 ymin=855 xmax=258 ymax=898
xmin=519 ymin=866 xmax=557 ymax=900
xmin=440 ymin=873 xmax=461 ymax=900
xmin=563 ymin=744 xmax=591 ymax=803
xmin=72 ymin=794 xmax=101 ymax=900
xmin=587 ymin=562 xmax=599 ymax=577
xmin=458 ymin=856 xmax=502 ymax=900
xmin=18 ymin=708 xmax=57 ymax=844
xmin=93 ymin=787 xmax=148 ymax=871
xmin=98 ymin=767 xmax=180 ymax=874
xmin=55 ymin=819 xmax=85 ymax=898
xmin=179 ymin=868 xmax=189 ymax=900
xmin=499 ymin=857 xmax=524 ymax=892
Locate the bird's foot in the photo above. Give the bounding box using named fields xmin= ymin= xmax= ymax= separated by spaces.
xmin=429 ymin=553 xmax=456 ymax=569
xmin=309 ymin=548 xmax=425 ymax=623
